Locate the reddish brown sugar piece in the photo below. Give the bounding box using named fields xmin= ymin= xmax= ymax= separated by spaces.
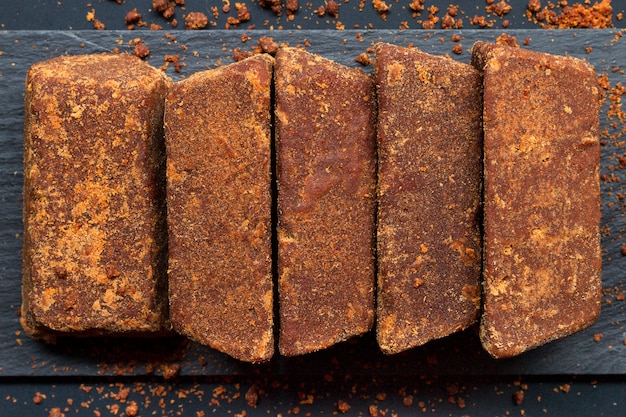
xmin=275 ymin=47 xmax=377 ymax=356
xmin=471 ymin=42 xmax=602 ymax=358
xmin=22 ymin=54 xmax=171 ymax=341
xmin=166 ymin=54 xmax=274 ymax=363
xmin=374 ymin=43 xmax=483 ymax=354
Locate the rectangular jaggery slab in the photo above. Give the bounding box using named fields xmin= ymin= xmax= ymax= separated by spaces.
xmin=374 ymin=43 xmax=483 ymax=354
xmin=471 ymin=42 xmax=602 ymax=359
xmin=21 ymin=53 xmax=171 ymax=341
xmin=275 ymin=47 xmax=377 ymax=356
xmin=165 ymin=54 xmax=274 ymax=363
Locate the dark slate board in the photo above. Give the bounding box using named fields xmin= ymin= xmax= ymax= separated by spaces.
xmin=0 ymin=29 xmax=624 ymax=378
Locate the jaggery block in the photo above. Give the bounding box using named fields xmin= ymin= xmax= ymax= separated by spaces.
xmin=22 ymin=53 xmax=171 ymax=340
xmin=275 ymin=47 xmax=377 ymax=356
xmin=166 ymin=54 xmax=274 ymax=363
xmin=374 ymin=43 xmax=483 ymax=354
xmin=471 ymin=42 xmax=602 ymax=358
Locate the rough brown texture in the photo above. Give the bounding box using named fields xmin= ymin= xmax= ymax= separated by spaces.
xmin=527 ymin=0 xmax=613 ymax=28
xmin=471 ymin=42 xmax=602 ymax=358
xmin=166 ymin=54 xmax=274 ymax=363
xmin=22 ymin=54 xmax=171 ymax=341
xmin=374 ymin=43 xmax=483 ymax=354
xmin=275 ymin=47 xmax=377 ymax=356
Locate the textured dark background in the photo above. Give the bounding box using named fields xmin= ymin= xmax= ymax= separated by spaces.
xmin=0 ymin=1 xmax=625 ymax=415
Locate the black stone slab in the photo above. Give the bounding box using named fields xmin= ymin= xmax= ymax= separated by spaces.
xmin=0 ymin=29 xmax=624 ymax=378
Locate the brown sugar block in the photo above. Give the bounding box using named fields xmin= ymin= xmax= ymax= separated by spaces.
xmin=166 ymin=54 xmax=274 ymax=363
xmin=275 ymin=47 xmax=377 ymax=356
xmin=22 ymin=54 xmax=171 ymax=341
xmin=471 ymin=42 xmax=602 ymax=358
xmin=374 ymin=43 xmax=483 ymax=354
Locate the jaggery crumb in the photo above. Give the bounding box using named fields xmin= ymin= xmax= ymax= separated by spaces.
xmin=496 ymin=33 xmax=519 ymax=47
xmin=125 ymin=8 xmax=142 ymax=25
xmin=153 ymin=0 xmax=170 ymax=12
xmin=245 ymin=385 xmax=259 ymax=407
xmin=33 ymin=391 xmax=46 ymax=404
xmin=337 ymin=400 xmax=351 ymax=413
xmin=125 ymin=401 xmax=139 ymax=416
xmin=237 ymin=3 xmax=252 ymax=21
xmin=286 ymin=0 xmax=300 ymax=12
xmin=457 ymin=397 xmax=466 ymax=409
xmin=259 ymin=0 xmax=283 ymax=15
xmin=446 ymin=384 xmax=459 ymax=396
xmin=134 ymin=42 xmax=150 ymax=59
xmin=154 ymin=0 xmax=177 ymax=19
xmin=373 ymin=0 xmax=392 ymax=20
xmin=527 ymin=0 xmax=542 ymax=13
xmin=441 ymin=12 xmax=463 ymax=29
xmin=513 ymin=389 xmax=525 ymax=405
xmin=410 ymin=0 xmax=425 ymax=13
xmin=257 ymin=36 xmax=279 ymax=55
xmin=162 ymin=55 xmax=183 ymax=72
xmin=225 ymin=4 xmax=252 ymax=27
xmin=185 ymin=12 xmax=209 ymax=29
xmin=233 ymin=47 xmax=254 ymax=61
xmin=469 ymin=14 xmax=494 ymax=27
xmin=93 ymin=19 xmax=106 ymax=30
xmin=233 ymin=36 xmax=279 ymax=61
xmin=326 ymin=0 xmax=340 ymax=17
xmin=355 ymin=52 xmax=373 ymax=66
xmin=162 ymin=363 xmax=180 ymax=380
xmin=487 ymin=0 xmax=513 ymax=17
xmin=426 ymin=5 xmax=441 ymax=26
xmin=49 ymin=408 xmax=65 ymax=417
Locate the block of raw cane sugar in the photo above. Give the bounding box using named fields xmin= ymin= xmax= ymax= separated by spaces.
xmin=165 ymin=54 xmax=274 ymax=363
xmin=275 ymin=47 xmax=377 ymax=356
xmin=21 ymin=54 xmax=171 ymax=341
xmin=471 ymin=42 xmax=602 ymax=358
xmin=374 ymin=43 xmax=483 ymax=354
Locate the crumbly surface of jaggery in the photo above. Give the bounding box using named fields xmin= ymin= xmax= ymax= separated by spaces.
xmin=22 ymin=53 xmax=171 ymax=340
xmin=275 ymin=47 xmax=377 ymax=356
xmin=374 ymin=43 xmax=483 ymax=354
xmin=471 ymin=42 xmax=602 ymax=358
xmin=165 ymin=54 xmax=274 ymax=363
